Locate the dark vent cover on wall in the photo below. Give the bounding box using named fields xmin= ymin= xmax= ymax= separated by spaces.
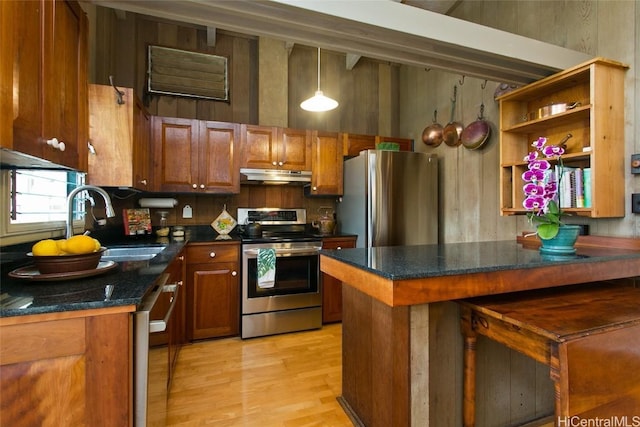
xmin=147 ymin=45 xmax=228 ymax=101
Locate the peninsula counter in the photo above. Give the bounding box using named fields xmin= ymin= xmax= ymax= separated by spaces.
xmin=320 ymin=240 xmax=640 ymax=426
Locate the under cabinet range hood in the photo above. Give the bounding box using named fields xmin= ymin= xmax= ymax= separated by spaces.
xmin=240 ymin=168 xmax=312 ymax=185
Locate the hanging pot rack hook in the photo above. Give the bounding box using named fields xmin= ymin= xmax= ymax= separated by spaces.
xmin=109 ymin=75 xmax=125 ymax=105
xmin=481 ymin=79 xmax=488 ymax=90
xmin=450 ymin=85 xmax=458 ymax=103
xmin=459 ymin=75 xmax=465 ymax=86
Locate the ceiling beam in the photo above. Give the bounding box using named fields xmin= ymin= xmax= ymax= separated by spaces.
xmin=89 ymin=0 xmax=592 ymax=84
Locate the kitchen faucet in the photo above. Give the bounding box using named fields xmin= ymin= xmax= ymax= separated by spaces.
xmin=66 ymin=185 xmax=116 ymax=239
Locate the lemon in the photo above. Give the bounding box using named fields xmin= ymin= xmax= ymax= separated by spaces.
xmin=56 ymin=239 xmax=68 ymax=254
xmin=93 ymin=238 xmax=101 ymax=251
xmin=32 ymin=239 xmax=61 ymax=256
xmin=66 ymin=235 xmax=99 ymax=254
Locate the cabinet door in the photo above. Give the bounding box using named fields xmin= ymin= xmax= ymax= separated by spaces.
xmin=279 ymin=127 xmax=311 ymax=170
xmin=310 ymin=131 xmax=344 ymax=195
xmin=322 ymin=237 xmax=356 ymax=323
xmin=152 ymin=116 xmax=198 ymax=192
xmin=133 ymin=97 xmax=151 ymax=190
xmin=187 ymin=262 xmax=240 ymax=340
xmin=344 ymin=133 xmax=376 ymax=157
xmin=7 ymin=1 xmax=43 ymax=156
xmin=241 ymin=124 xmax=278 ymax=169
xmin=199 ymin=121 xmax=240 ymax=193
xmin=42 ymin=0 xmax=88 ymax=171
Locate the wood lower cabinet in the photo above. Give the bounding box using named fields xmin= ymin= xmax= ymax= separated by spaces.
xmin=88 ymin=84 xmax=151 ymax=190
xmin=5 ymin=0 xmax=88 ymax=171
xmin=322 ymin=236 xmax=357 ymax=323
xmin=152 ymin=117 xmax=240 ymax=193
xmin=186 ymin=243 xmax=240 ymax=340
xmin=309 ymin=131 xmax=344 ymax=196
xmin=0 ymin=309 xmax=132 ymax=426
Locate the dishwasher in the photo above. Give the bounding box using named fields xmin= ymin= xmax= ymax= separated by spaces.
xmin=134 ymin=274 xmax=180 ymax=427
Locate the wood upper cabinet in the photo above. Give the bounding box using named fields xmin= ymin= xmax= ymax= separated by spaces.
xmin=343 ymin=133 xmax=413 ymax=157
xmin=152 ymin=117 xmax=240 ymax=193
xmin=309 ymin=131 xmax=344 ymax=196
xmin=88 ymin=84 xmax=151 ymax=190
xmin=321 ymin=236 xmax=357 ymax=323
xmin=5 ymin=0 xmax=88 ymax=171
xmin=498 ymin=58 xmax=628 ymax=218
xmin=241 ymin=124 xmax=311 ymax=171
xmin=186 ymin=243 xmax=240 ymax=340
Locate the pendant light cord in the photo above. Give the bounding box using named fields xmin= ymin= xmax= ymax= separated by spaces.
xmin=316 ymin=47 xmax=321 ymax=91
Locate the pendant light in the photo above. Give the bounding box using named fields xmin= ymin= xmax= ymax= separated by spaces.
xmin=300 ymin=47 xmax=339 ymax=112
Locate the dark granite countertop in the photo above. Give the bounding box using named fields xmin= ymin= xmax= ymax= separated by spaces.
xmin=0 ymin=226 xmax=242 ymax=318
xmin=320 ymin=240 xmax=640 ymax=281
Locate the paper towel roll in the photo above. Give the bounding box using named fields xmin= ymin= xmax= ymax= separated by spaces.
xmin=139 ymin=198 xmax=178 ymax=208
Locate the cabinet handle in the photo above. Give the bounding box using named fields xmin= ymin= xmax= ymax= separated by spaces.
xmin=272 ymin=161 xmax=277 ymax=166
xmin=312 ymin=186 xmax=317 ymax=191
xmin=192 ymin=184 xmax=197 ymax=189
xmin=278 ymin=161 xmax=283 ymax=166
xmin=231 ymin=271 xmax=237 ymax=276
xmin=200 ymin=184 xmax=205 ymax=189
xmin=209 ymin=252 xmax=216 ymax=258
xmin=337 ymin=246 xmax=342 ymax=250
xmin=178 ymin=255 xmax=184 ymax=261
xmin=139 ymin=179 xmax=147 ymax=186
xmin=177 ymin=280 xmax=183 ymax=286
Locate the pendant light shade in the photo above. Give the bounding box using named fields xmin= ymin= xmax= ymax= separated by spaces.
xmin=300 ymin=48 xmax=339 ymax=112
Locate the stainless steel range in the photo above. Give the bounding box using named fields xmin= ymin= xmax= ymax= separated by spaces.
xmin=238 ymin=208 xmax=322 ymax=339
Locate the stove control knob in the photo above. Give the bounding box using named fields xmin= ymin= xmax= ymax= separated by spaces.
xmin=231 ymin=271 xmax=237 ymax=276
xmin=209 ymin=252 xmax=216 ymax=258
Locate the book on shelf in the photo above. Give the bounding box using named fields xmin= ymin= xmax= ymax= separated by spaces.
xmin=583 ymin=168 xmax=592 ymax=208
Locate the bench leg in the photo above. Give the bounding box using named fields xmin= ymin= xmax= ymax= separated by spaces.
xmin=461 ymin=310 xmax=477 ymax=427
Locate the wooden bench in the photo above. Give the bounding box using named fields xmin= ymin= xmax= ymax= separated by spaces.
xmin=460 ymin=281 xmax=640 ymax=426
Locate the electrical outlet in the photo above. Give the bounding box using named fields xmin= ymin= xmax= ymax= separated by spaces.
xmin=632 ymin=154 xmax=640 ymax=174
xmin=632 ymin=194 xmax=640 ymax=214
xmin=182 ymin=204 xmax=193 ymax=218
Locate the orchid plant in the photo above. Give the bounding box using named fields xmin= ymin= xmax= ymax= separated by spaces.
xmin=522 ymin=136 xmax=567 ymax=240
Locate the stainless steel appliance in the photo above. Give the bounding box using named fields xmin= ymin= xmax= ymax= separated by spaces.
xmin=238 ymin=208 xmax=322 ymax=339
xmin=134 ymin=276 xmax=179 ymax=427
xmin=337 ymin=150 xmax=438 ymax=248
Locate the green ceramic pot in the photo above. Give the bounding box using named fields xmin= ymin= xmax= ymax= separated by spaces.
xmin=539 ymin=224 xmax=581 ymax=256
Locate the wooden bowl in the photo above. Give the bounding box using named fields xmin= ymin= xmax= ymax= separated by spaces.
xmin=29 ymin=247 xmax=106 ymax=274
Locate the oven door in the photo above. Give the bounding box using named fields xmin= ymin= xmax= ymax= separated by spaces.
xmin=242 ymin=242 xmax=321 ymax=314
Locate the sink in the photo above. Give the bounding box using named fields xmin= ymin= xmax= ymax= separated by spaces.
xmin=101 ymin=245 xmax=166 ymax=261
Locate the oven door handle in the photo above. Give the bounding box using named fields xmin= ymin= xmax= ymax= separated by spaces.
xmin=149 ymin=283 xmax=179 ymax=333
xmin=243 ymin=247 xmax=321 ymax=257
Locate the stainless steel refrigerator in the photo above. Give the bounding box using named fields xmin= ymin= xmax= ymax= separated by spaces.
xmin=337 ymin=150 xmax=438 ymax=248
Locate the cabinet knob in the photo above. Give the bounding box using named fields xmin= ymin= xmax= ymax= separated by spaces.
xmin=178 ymin=255 xmax=184 ymax=261
xmin=312 ymin=186 xmax=317 ymax=191
xmin=231 ymin=271 xmax=237 ymax=276
xmin=337 ymin=246 xmax=342 ymax=250
xmin=200 ymin=184 xmax=205 ymax=189
xmin=272 ymin=161 xmax=277 ymax=166
xmin=46 ymin=138 xmax=65 ymax=151
xmin=209 ymin=252 xmax=216 ymax=258
xmin=139 ymin=179 xmax=148 ymax=186
xmin=177 ymin=280 xmax=183 ymax=286
xmin=278 ymin=161 xmax=283 ymax=166
xmin=192 ymin=184 xmax=197 ymax=189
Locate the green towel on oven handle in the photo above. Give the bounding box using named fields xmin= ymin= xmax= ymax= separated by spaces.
xmin=257 ymin=248 xmax=276 ymax=288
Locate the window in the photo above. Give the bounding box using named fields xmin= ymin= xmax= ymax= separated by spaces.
xmin=2 ymin=170 xmax=86 ymax=244
xmin=10 ymin=170 xmax=85 ymax=224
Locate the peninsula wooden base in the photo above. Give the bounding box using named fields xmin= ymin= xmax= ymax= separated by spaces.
xmin=460 ymin=282 xmax=640 ymax=425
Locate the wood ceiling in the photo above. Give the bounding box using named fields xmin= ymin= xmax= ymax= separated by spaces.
xmin=88 ymin=0 xmax=591 ymax=84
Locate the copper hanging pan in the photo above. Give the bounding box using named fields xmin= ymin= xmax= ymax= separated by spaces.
xmin=461 ymin=102 xmax=491 ymax=150
xmin=443 ymin=85 xmax=463 ymax=147
xmin=422 ymin=110 xmax=443 ymax=147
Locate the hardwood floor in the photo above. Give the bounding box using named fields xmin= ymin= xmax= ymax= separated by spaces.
xmin=167 ymin=323 xmax=353 ymax=426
